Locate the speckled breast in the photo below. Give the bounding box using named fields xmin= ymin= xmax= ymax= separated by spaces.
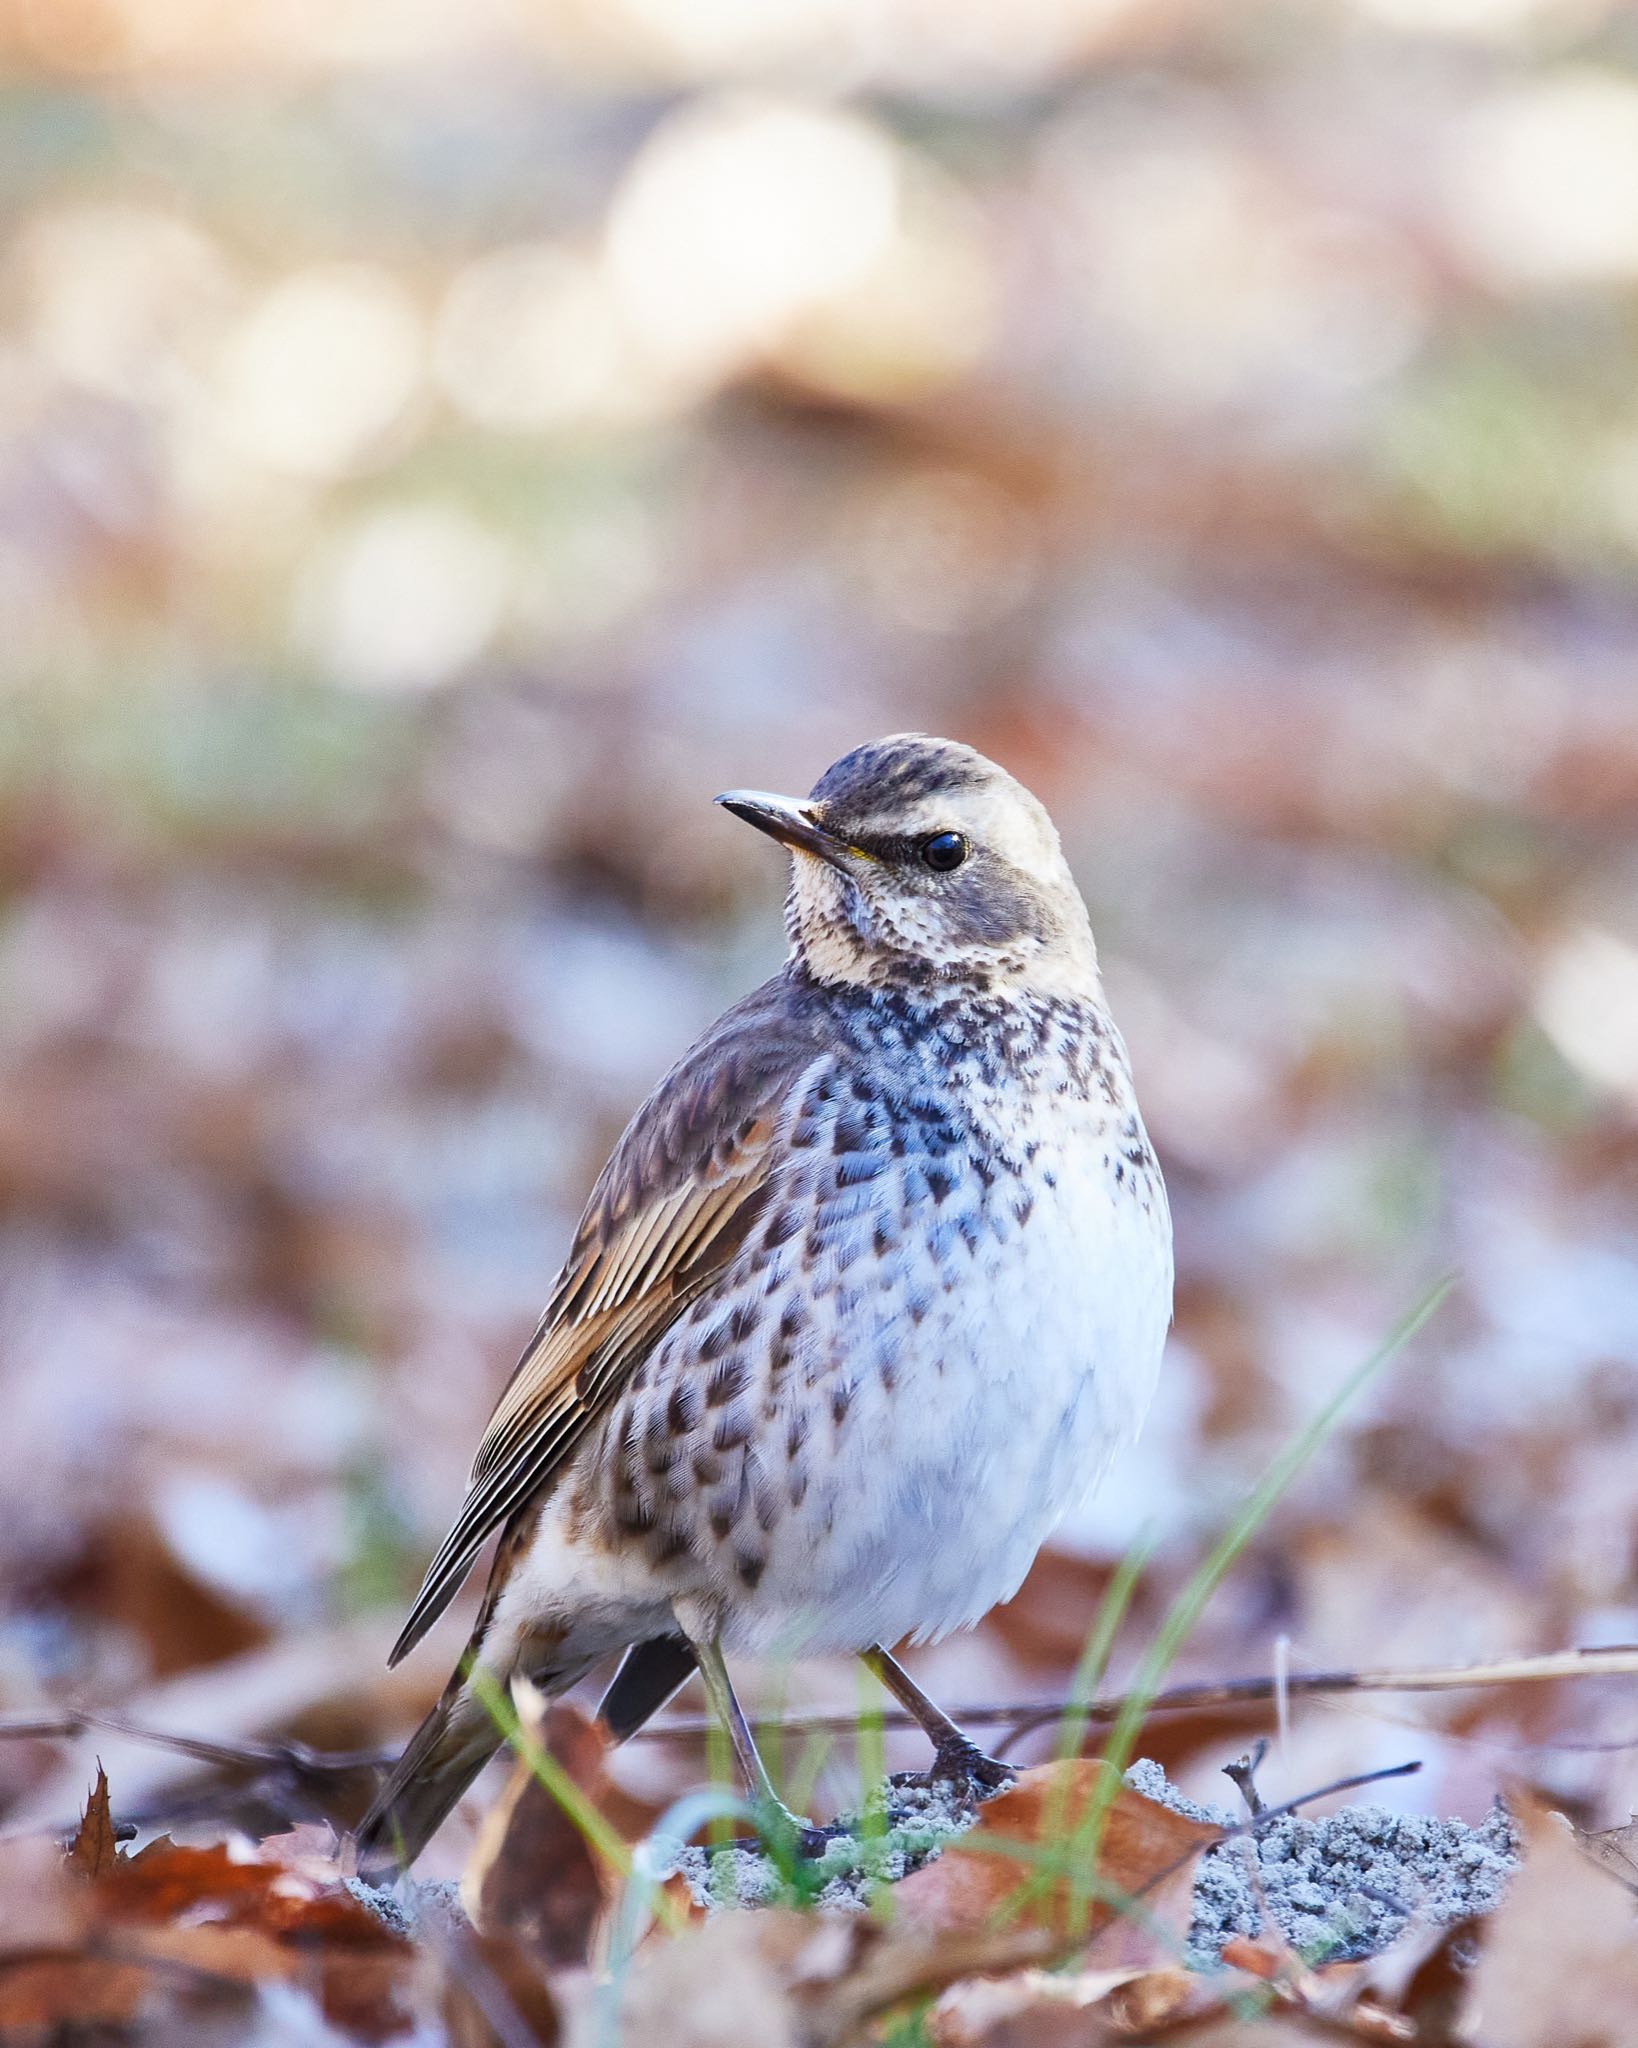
xmin=596 ymin=987 xmax=1173 ymax=1655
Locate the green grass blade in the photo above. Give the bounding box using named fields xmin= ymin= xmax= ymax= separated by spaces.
xmin=1003 ymin=1275 xmax=1455 ymax=1936
xmin=1054 ymin=1527 xmax=1157 ymax=1765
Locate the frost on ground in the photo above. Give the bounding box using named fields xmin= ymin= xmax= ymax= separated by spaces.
xmin=350 ymin=1762 xmax=1519 ymax=1966
xmin=664 ymin=1760 xmax=1517 ymax=1959
xmin=1124 ymin=1758 xmax=1519 ymax=1966
xmin=665 ymin=1776 xmax=983 ymax=1912
xmin=346 ymin=1873 xmax=467 ymax=1940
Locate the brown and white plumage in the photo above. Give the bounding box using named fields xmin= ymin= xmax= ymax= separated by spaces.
xmin=386 ymin=979 xmax=827 ymax=1670
xmin=360 ymin=988 xmax=830 ymax=1870
xmin=357 ymin=734 xmax=1171 ymax=1875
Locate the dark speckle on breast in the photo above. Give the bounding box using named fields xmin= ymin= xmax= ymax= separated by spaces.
xmin=706 ymin=1355 xmax=750 ymax=1407
xmin=712 ymin=1406 xmax=750 ymax=1451
xmin=765 ymin=1203 xmax=803 ymax=1248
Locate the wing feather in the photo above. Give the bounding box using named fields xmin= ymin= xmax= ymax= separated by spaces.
xmin=387 ymin=974 xmax=829 ymax=1667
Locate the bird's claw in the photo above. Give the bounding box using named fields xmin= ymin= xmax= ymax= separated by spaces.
xmin=753 ymin=1799 xmax=835 ymax=1860
xmin=898 ymin=1737 xmax=1016 ymax=1799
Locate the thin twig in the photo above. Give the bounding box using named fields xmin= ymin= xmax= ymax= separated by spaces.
xmin=1229 ymin=1758 xmax=1421 ymax=1837
xmin=634 ymin=1644 xmax=1638 ymax=1748
xmin=1223 ymin=1736 xmax=1269 ymax=1818
xmin=3 ymin=1646 xmax=1633 ymax=1790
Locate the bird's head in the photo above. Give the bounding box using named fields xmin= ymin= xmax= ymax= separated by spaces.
xmin=718 ymin=734 xmax=1098 ymax=994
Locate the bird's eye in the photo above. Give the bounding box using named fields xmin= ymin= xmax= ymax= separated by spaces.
xmin=919 ymin=831 xmax=968 ymax=873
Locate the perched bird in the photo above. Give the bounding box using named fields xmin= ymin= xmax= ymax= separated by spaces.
xmin=357 ymin=733 xmax=1171 ymax=1874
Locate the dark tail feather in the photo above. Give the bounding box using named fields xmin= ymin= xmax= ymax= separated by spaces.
xmin=355 ymin=1676 xmax=499 ymax=1882
xmin=598 ymin=1635 xmax=697 ymax=1742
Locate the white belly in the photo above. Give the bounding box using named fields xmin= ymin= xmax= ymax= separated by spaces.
xmin=715 ymin=1111 xmax=1172 ymax=1655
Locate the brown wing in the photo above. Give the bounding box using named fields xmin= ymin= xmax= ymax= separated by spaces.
xmin=386 ymin=971 xmax=830 ymax=1666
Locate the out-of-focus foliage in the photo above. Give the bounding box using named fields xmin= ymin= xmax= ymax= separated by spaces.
xmin=1 ymin=0 xmax=1636 ymax=1950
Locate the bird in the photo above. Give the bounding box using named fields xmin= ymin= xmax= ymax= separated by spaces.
xmin=355 ymin=732 xmax=1172 ymax=1875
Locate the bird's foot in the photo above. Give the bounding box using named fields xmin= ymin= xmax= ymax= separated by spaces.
xmin=752 ymin=1797 xmax=836 ymax=1861
xmin=936 ymin=1736 xmax=1017 ymax=1797
xmin=894 ymin=1736 xmax=1016 ymax=1802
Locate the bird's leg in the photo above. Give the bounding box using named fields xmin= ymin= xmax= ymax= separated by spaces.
xmin=689 ymin=1635 xmax=830 ymax=1856
xmin=862 ymin=1645 xmax=1015 ymax=1796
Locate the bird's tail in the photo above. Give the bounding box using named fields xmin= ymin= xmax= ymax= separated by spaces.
xmin=357 ymin=1639 xmax=604 ymax=1881
xmin=354 ymin=1668 xmax=501 ymax=1882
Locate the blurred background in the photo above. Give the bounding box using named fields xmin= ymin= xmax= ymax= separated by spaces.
xmin=2 ymin=0 xmax=1637 ymax=1871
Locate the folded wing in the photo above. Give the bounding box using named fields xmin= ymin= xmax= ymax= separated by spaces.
xmin=387 ymin=974 xmax=829 ymax=1666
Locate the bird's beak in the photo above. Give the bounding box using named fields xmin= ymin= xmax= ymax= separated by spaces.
xmin=715 ymin=790 xmax=850 ymax=870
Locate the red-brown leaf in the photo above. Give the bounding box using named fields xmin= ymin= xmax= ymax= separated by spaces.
xmin=893 ymin=1762 xmax=1221 ymax=1951
xmin=462 ymin=1697 xmax=616 ymax=1967
xmin=66 ymin=1764 xmax=121 ymax=1882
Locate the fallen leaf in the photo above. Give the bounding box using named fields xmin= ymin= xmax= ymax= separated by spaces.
xmin=66 ymin=1763 xmax=121 ymax=1882
xmin=1144 ymin=2027 xmax=1339 ymax=2047
xmin=1097 ymin=1964 xmax=1198 ymax=2033
xmin=893 ymin=1762 xmax=1220 ymax=1952
xmin=98 ymin=1837 xmax=270 ymax=1923
xmin=112 ymin=1920 xmax=298 ymax=1986
xmin=654 ymin=1868 xmax=708 ymax=1931
xmin=1465 ymin=1797 xmax=1638 ymax=2047
xmin=317 ymin=1946 xmax=422 ymax=2042
xmin=441 ymin=1925 xmax=562 ymax=2048
xmin=1575 ymin=1812 xmax=1638 ymax=1895
xmin=930 ymin=1962 xmax=1196 ymax=2046
xmin=627 ymin=1781 xmax=1215 ymax=2048
xmin=462 ymin=1695 xmax=615 ymax=1965
xmin=1393 ymin=1916 xmax=1485 ymax=2044
xmin=260 ymin=1819 xmax=353 ymax=1878
xmin=90 ymin=1829 xmax=406 ymax=1952
xmin=1217 ymin=1934 xmax=1290 ymax=1981
xmin=0 ymin=1834 xmax=89 ymax=1953
xmin=0 ymin=1955 xmax=151 ymax=2036
xmin=618 ymin=1909 xmax=808 ymax=2048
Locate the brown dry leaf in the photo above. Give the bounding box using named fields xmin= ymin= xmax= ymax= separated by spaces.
xmin=462 ymin=1695 xmax=615 ymax=1965
xmin=1149 ymin=2027 xmax=1339 ymax=2047
xmin=0 ymin=1954 xmax=153 ymax=2036
xmin=1465 ymin=1796 xmax=1638 ymax=2047
xmin=0 ymin=1800 xmax=420 ymax=2043
xmin=653 ymin=1868 xmax=708 ymax=1931
xmin=1393 ymin=1917 xmax=1485 ymax=2046
xmin=316 ymin=1946 xmax=422 ymax=2042
xmin=1576 ymin=1813 xmax=1638 ymax=1895
xmin=617 ymin=1775 xmax=1218 ymax=2048
xmin=1291 ymin=1497 xmax=1545 ymax=1676
xmin=94 ymin=1830 xmax=405 ymax=1954
xmin=66 ymin=1762 xmax=121 ymax=1881
xmin=0 ymin=1834 xmax=90 ymax=1954
xmin=90 ymin=1511 xmax=269 ymax=1679
xmin=930 ymin=1962 xmax=1196 ymax=2046
xmin=618 ymin=1908 xmax=811 ymax=2048
xmin=621 ymin=1906 xmax=1017 ymax=2048
xmin=441 ymin=1925 xmax=562 ymax=2048
xmin=99 ymin=1836 xmax=296 ymax=1923
xmin=1098 ymin=1964 xmax=1201 ymax=2033
xmin=113 ymin=1919 xmax=298 ymax=1986
xmin=1217 ymin=1934 xmax=1291 ymax=1982
xmin=892 ymin=1763 xmax=1220 ymax=1950
xmin=260 ymin=1819 xmax=355 ymax=1877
